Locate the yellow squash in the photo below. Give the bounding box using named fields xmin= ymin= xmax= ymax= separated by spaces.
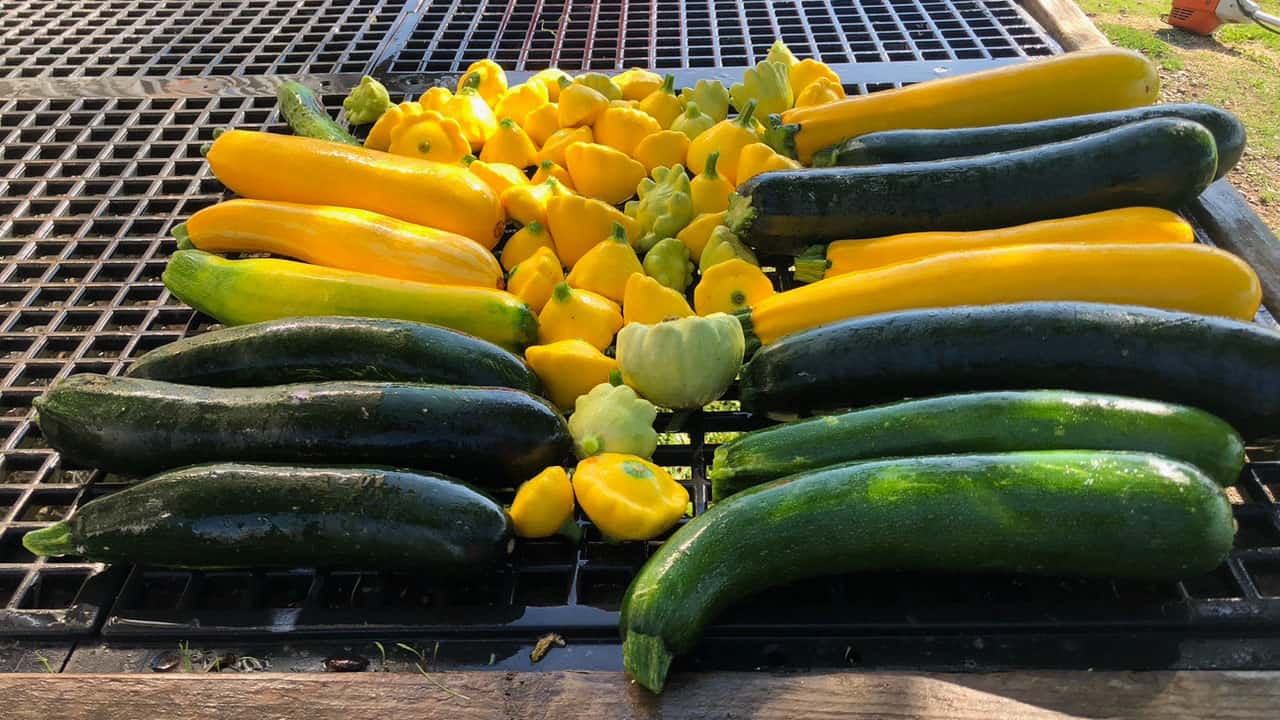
xmin=633 ymin=130 xmax=690 ymax=174
xmin=793 ymin=77 xmax=845 ymax=109
xmin=740 ymin=243 xmax=1263 ymax=349
xmin=565 ymin=142 xmax=647 ymax=205
xmin=522 ymin=102 xmax=561 ymax=146
xmin=558 ymin=83 xmax=609 ymax=127
xmin=735 ymin=142 xmax=802 ymax=184
xmin=537 ymin=126 xmax=593 ymax=167
xmin=207 ymin=130 xmax=505 ymax=248
xmin=444 ymin=74 xmax=499 ymax=149
xmin=531 ymin=159 xmax=575 ymax=190
xmin=524 ymin=338 xmax=617 ymax=410
xmin=687 ymin=99 xmax=759 ymax=186
xmin=675 ymin=211 xmax=726 ymax=258
xmin=501 ymin=177 xmax=573 ymax=228
xmin=363 ymin=101 xmax=425 ymax=151
xmin=623 ymin=272 xmax=694 ymax=325
xmin=797 ymin=207 xmax=1196 ymax=281
xmin=547 ymin=194 xmax=643 ymax=267
xmin=509 ymin=466 xmax=576 ymax=539
xmin=507 ymin=246 xmax=563 ymax=313
xmin=572 ymin=72 xmax=624 ymax=100
xmin=387 ymin=110 xmax=471 ymax=164
xmin=789 ymin=58 xmax=841 ymax=95
xmin=571 ymin=453 xmax=688 ymax=541
xmin=689 ymin=151 xmax=734 ymax=214
xmin=180 ymin=199 xmax=503 ymax=288
xmin=457 ymin=59 xmax=508 ymax=107
xmin=479 ymin=118 xmax=540 ymax=167
xmin=614 ymin=68 xmax=664 ymax=101
xmin=501 ymin=220 xmax=555 ymax=272
xmin=566 ymin=222 xmax=644 ymax=303
xmin=637 ymin=75 xmax=682 ymax=129
xmin=593 ymin=105 xmax=661 ymax=157
xmin=538 ymin=282 xmax=624 ymax=350
xmin=418 ymin=87 xmax=452 ymax=112
xmin=494 ymin=82 xmax=550 ymax=124
xmin=466 ymin=156 xmax=529 ymax=197
xmin=530 ymin=68 xmax=572 ymax=101
xmin=693 ymin=258 xmax=774 ymax=315
xmin=770 ymin=48 xmax=1160 ymax=163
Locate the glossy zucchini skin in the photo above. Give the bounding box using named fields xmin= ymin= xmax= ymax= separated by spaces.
xmin=710 ymin=390 xmax=1246 ymax=499
xmin=277 ymin=81 xmax=360 ymax=145
xmin=22 ymin=463 xmax=512 ymax=571
xmin=733 ymin=118 xmax=1218 ymax=254
xmin=125 ymin=316 xmax=539 ymax=393
xmin=738 ymin=302 xmax=1280 ymax=440
xmin=34 ymin=375 xmax=572 ymax=485
xmin=621 ymin=451 xmax=1235 ymax=693
xmin=812 ymin=103 xmax=1244 ymax=180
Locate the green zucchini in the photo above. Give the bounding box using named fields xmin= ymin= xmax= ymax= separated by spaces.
xmin=621 ymin=451 xmax=1235 ymax=693
xmin=812 ymin=103 xmax=1244 ymax=180
xmin=738 ymin=302 xmax=1280 ymax=441
xmin=34 ymin=375 xmax=572 ymax=485
xmin=125 ymin=316 xmax=539 ymax=393
xmin=711 ymin=390 xmax=1246 ymax=499
xmin=22 ymin=463 xmax=512 ymax=571
xmin=727 ymin=118 xmax=1218 ymax=255
xmin=278 ymin=81 xmax=360 ymax=145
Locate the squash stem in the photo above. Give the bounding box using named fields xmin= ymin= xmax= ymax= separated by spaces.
xmin=622 ymin=632 xmax=674 ymax=694
xmin=792 ymin=245 xmax=831 ymax=284
xmin=22 ymin=522 xmax=75 ymax=558
xmin=735 ymin=308 xmax=761 ymax=358
xmin=724 ymin=194 xmax=754 ymax=235
xmin=762 ymin=115 xmax=800 ymax=160
xmin=556 ymin=518 xmax=583 ymax=544
xmin=171 ymin=223 xmax=194 ymax=251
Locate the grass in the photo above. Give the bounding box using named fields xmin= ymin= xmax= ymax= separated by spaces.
xmin=1098 ymin=23 xmax=1184 ymax=69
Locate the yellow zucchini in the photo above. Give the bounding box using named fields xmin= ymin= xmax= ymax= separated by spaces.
xmin=179 ymin=199 xmax=503 ymax=288
xmin=205 ymin=130 xmax=505 ymax=248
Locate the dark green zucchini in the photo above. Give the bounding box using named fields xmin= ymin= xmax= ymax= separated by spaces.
xmin=727 ymin=118 xmax=1218 ymax=255
xmin=738 ymin=302 xmax=1280 ymax=440
xmin=22 ymin=463 xmax=512 ymax=571
xmin=34 ymin=375 xmax=572 ymax=485
xmin=621 ymin=451 xmax=1235 ymax=693
xmin=125 ymin=316 xmax=539 ymax=392
xmin=812 ymin=103 xmax=1244 ymax=180
xmin=278 ymin=81 xmax=360 ymax=145
xmin=711 ymin=390 xmax=1246 ymax=499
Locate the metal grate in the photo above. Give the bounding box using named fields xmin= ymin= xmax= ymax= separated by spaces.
xmin=378 ymin=0 xmax=1056 ymax=74
xmin=0 ymin=0 xmax=402 ymax=79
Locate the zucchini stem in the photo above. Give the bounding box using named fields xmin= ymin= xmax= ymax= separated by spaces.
xmin=623 ymin=632 xmax=674 ymax=694
xmin=735 ymin=308 xmax=761 ymax=358
xmin=22 ymin=522 xmax=74 ymax=558
xmin=761 ymin=115 xmax=800 ymax=160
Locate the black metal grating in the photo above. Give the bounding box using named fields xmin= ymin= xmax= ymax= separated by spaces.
xmin=381 ymin=0 xmax=1056 ymax=74
xmin=0 ymin=0 xmax=402 ymax=79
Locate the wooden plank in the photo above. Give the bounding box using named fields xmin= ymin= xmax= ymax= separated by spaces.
xmin=1186 ymin=180 xmax=1280 ymax=317
xmin=1018 ymin=0 xmax=1111 ymax=51
xmin=3 ymin=671 xmax=1279 ymax=720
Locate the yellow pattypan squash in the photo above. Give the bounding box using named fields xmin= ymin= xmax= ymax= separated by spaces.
xmin=507 ymin=246 xmax=563 ymax=313
xmin=793 ymin=77 xmax=846 ymax=109
xmin=694 ymin=258 xmax=775 ymax=315
xmin=501 ymin=220 xmax=555 ymax=272
xmin=637 ymin=75 xmax=682 ymax=129
xmin=494 ymin=82 xmax=549 ymax=124
xmin=676 ymin=211 xmax=727 ymax=259
xmin=522 ymin=102 xmax=561 ymax=146
xmin=613 ymin=68 xmax=663 ymax=101
xmin=623 ymin=272 xmax=694 ymax=325
xmin=418 ymin=86 xmax=453 ymax=113
xmin=531 ymin=159 xmax=574 ymax=190
xmin=386 ymin=110 xmax=471 ymax=164
xmin=566 ymin=142 xmax=647 ymax=206
xmin=572 ymin=453 xmax=688 ymax=541
xmin=572 ymin=72 xmax=623 ymax=100
xmin=466 ymin=156 xmax=529 ymax=197
xmin=736 ymin=142 xmax=802 ymax=185
xmin=525 ymin=338 xmax=617 ymax=410
xmin=445 ymin=74 xmax=499 ymax=149
xmin=547 ymin=194 xmax=643 ymax=267
xmin=537 ymin=126 xmax=593 ymax=167
xmin=364 ymin=101 xmax=424 ymax=151
xmin=690 ymin=151 xmax=734 ymax=214
xmin=789 ymin=58 xmax=841 ymax=96
xmin=530 ymin=68 xmax=572 ymax=101
xmin=593 ymin=105 xmax=661 ymax=157
xmin=729 ymin=61 xmax=793 ymax=118
xmin=538 ymin=282 xmax=623 ymax=350
xmin=509 ymin=466 xmax=576 ymax=539
xmin=687 ymin=99 xmax=759 ymax=187
xmin=480 ymin=118 xmax=540 ymax=168
xmin=558 ymin=83 xmax=609 ymax=128
xmin=457 ymin=59 xmax=508 ymax=108
xmin=566 ymin=222 xmax=644 ymax=303
xmin=679 ymin=79 xmax=731 ymax=123
xmin=501 ymin=177 xmax=573 ymax=228
xmin=633 ymin=130 xmax=690 ymax=174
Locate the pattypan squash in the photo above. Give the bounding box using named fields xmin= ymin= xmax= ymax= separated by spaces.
xmin=730 ymin=61 xmax=793 ymax=117
xmin=530 ymin=68 xmax=572 ymax=101
xmin=465 ymin=155 xmax=529 ymax=197
xmin=494 ymin=82 xmax=549 ymax=125
xmin=632 ymin=130 xmax=690 ymax=174
xmin=419 ymin=86 xmax=453 ymax=113
xmin=790 ymin=58 xmax=841 ymax=96
xmin=625 ymin=164 xmax=694 ymax=252
xmin=444 ymin=74 xmax=498 ymax=149
xmin=793 ymin=77 xmax=846 ymax=109
xmin=538 ymin=126 xmax=594 ymax=167
xmin=690 ymin=151 xmax=734 ymax=215
xmin=565 ymin=142 xmax=647 ymax=206
xmin=637 ymin=75 xmax=683 ymax=129
xmin=558 ymin=83 xmax=609 ymax=127
xmin=699 ymin=223 xmax=759 ymax=272
xmin=538 ymin=282 xmax=624 ymax=351
xmin=457 ymin=59 xmax=508 ymax=108
xmin=387 ymin=111 xmax=471 ymax=164
xmin=593 ymin=105 xmax=661 ymax=157
xmin=735 ymin=142 xmax=803 ymax=184
xmin=501 ymin=177 xmax=573 ymax=228
xmin=571 ymin=72 xmax=624 ymax=101
xmin=569 ymin=382 xmax=658 ymax=459
xmin=566 ymin=223 xmax=644 ymax=303
xmin=479 ymin=118 xmax=540 ymax=168
xmin=615 ymin=313 xmax=746 ymax=409
xmin=547 ymin=194 xmax=642 ymax=267
xmin=676 ymin=211 xmax=727 ymax=259
xmin=766 ymin=39 xmax=800 ymax=68
xmin=613 ymin=68 xmax=664 ymax=101
xmin=679 ymin=79 xmax=731 ymax=123
xmin=670 ymin=101 xmax=716 ymax=141
xmin=364 ymin=101 xmax=425 ymax=151
xmin=525 ymin=338 xmax=617 ymax=410
xmin=506 ymin=246 xmax=563 ymax=313
xmin=687 ymin=99 xmax=759 ymax=186
xmin=572 ymin=453 xmax=688 ymax=541
xmin=643 ymin=237 xmax=693 ymax=293
xmin=522 ymin=102 xmax=561 ymax=146
xmin=342 ymin=75 xmax=392 ymax=125
xmin=694 ymin=258 xmax=775 ymax=315
xmin=531 ymin=159 xmax=575 ymax=191
xmin=623 ymin=272 xmax=694 ymax=325
xmin=509 ymin=466 xmax=577 ymax=539
xmin=501 ymin=220 xmax=555 ymax=272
